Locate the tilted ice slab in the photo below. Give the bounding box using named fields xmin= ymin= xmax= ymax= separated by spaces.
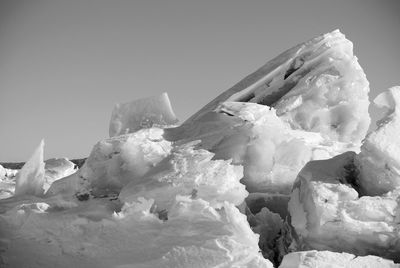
xmin=357 ymin=86 xmax=400 ymax=195
xmin=279 ymin=250 xmax=400 ymax=268
xmin=109 ymin=92 xmax=178 ymax=137
xmin=166 ymin=29 xmax=370 ymax=195
xmin=181 ymin=29 xmax=370 ymax=144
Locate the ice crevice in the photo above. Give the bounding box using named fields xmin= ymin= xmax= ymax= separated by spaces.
xmin=0 ymin=30 xmax=399 ymax=268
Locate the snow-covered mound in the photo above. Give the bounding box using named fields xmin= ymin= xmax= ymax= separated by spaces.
xmin=0 ymin=30 xmax=398 ymax=268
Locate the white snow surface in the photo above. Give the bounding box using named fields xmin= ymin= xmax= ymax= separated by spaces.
xmin=279 ymin=250 xmax=399 ymax=268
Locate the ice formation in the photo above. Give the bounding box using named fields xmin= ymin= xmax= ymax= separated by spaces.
xmin=109 ymin=92 xmax=179 ymax=137
xmin=0 ymin=30 xmax=399 ymax=267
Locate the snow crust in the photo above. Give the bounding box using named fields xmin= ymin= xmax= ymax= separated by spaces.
xmin=279 ymin=250 xmax=399 ymax=268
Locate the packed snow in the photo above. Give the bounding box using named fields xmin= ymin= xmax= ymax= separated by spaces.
xmin=1 ymin=30 xmax=399 ymax=268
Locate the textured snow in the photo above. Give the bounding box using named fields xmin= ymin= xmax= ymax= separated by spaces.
xmin=279 ymin=250 xmax=399 ymax=268
xmin=109 ymin=92 xmax=178 ymax=137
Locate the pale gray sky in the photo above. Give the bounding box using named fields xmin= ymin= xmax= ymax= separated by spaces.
xmin=1 ymin=0 xmax=399 ymax=161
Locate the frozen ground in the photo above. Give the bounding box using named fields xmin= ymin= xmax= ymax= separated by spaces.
xmin=0 ymin=30 xmax=399 ymax=268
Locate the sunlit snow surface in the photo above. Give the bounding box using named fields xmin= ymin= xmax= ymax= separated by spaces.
xmin=1 ymin=30 xmax=399 ymax=268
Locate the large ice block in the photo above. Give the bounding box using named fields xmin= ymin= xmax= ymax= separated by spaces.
xmin=288 ymin=152 xmax=400 ymax=262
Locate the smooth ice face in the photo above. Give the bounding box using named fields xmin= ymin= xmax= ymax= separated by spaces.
xmin=109 ymin=92 xmax=178 ymax=137
xmin=279 ymin=250 xmax=399 ymax=268
xmin=79 ymin=128 xmax=172 ymax=197
xmin=357 ymin=87 xmax=400 ymax=195
xmin=43 ymin=158 xmax=77 ymax=192
xmin=288 ymin=152 xmax=400 ymax=262
xmin=183 ymin=30 xmax=370 ymax=144
xmin=14 ymin=140 xmax=45 ymax=197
